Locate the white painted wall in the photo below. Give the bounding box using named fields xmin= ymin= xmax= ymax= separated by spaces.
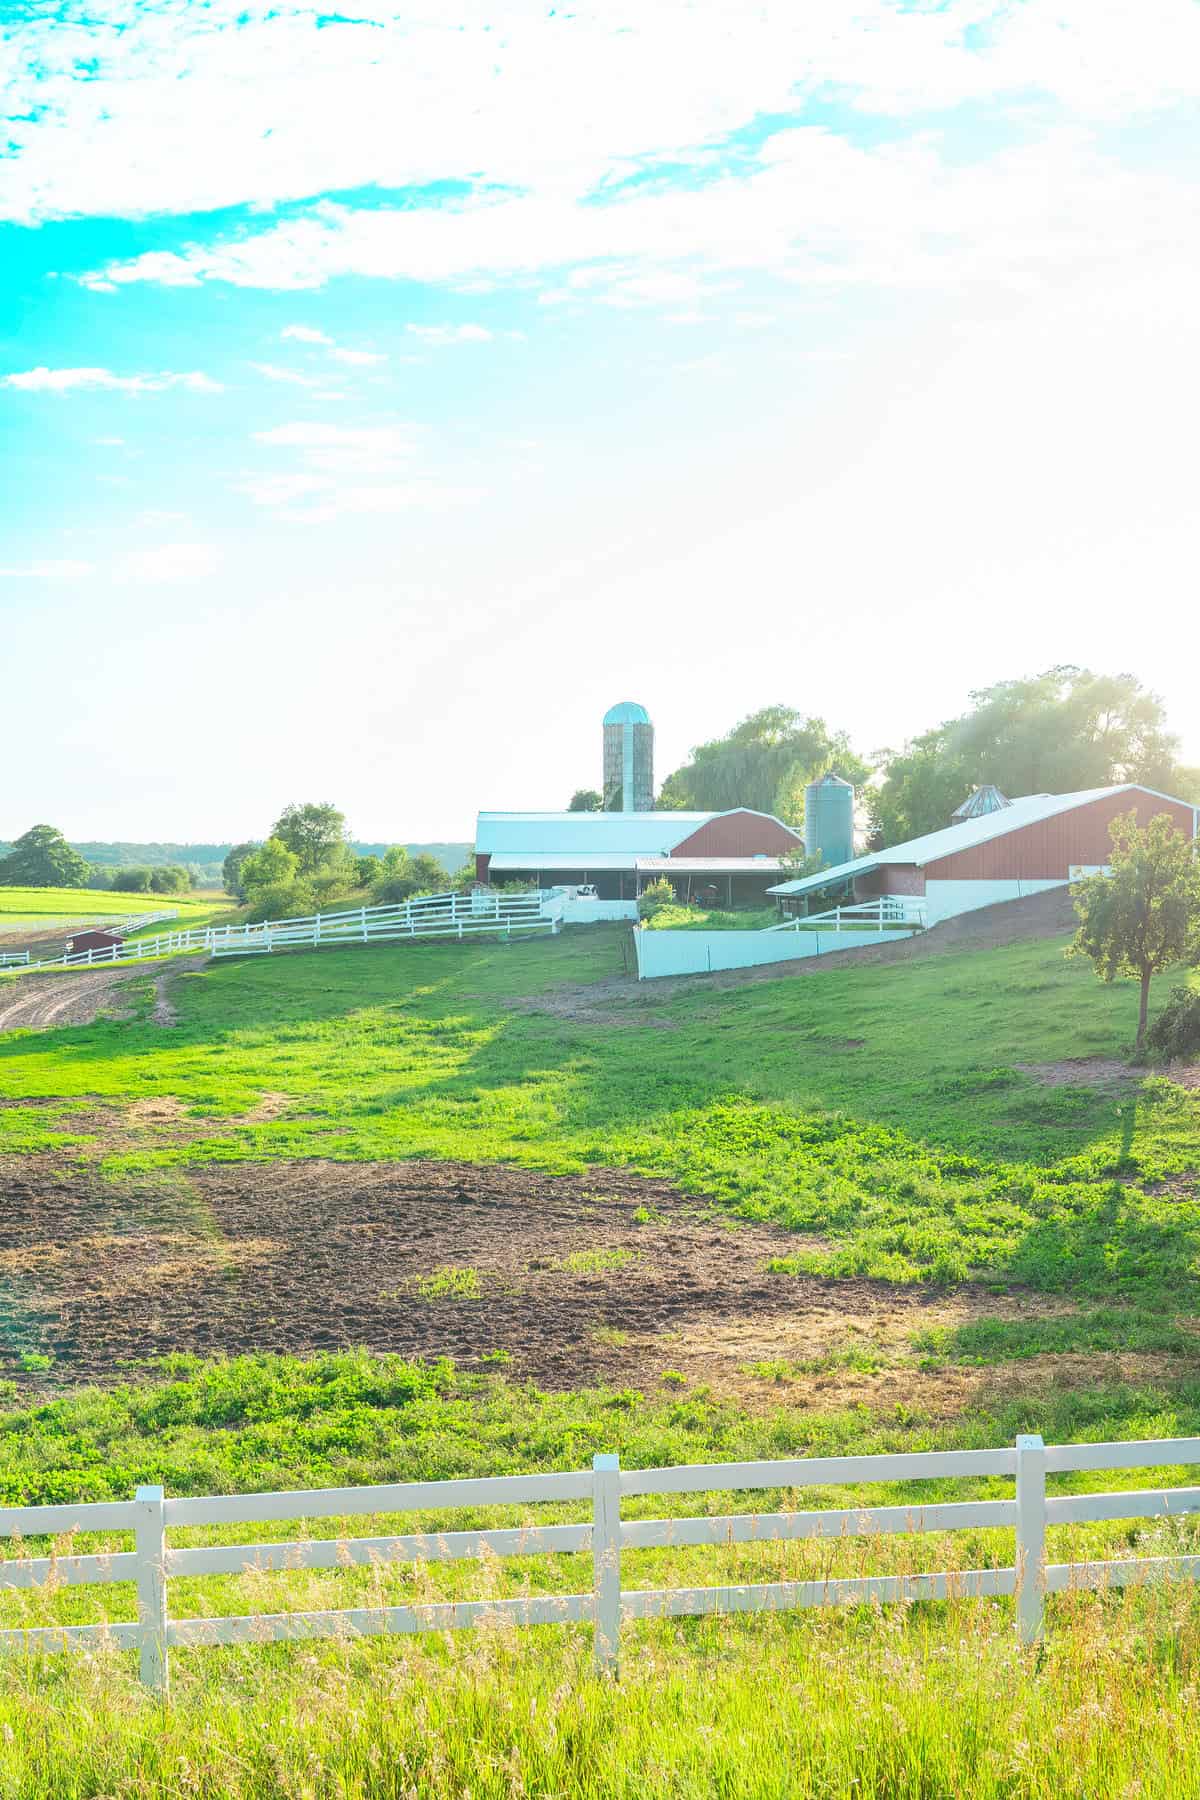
xmin=922 ymin=878 xmax=1065 ymax=926
xmin=634 ymin=927 xmax=908 ymax=980
xmin=558 ymin=897 xmax=639 ymax=923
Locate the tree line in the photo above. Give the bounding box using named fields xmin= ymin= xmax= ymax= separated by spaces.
xmin=569 ymin=667 xmax=1199 ymax=839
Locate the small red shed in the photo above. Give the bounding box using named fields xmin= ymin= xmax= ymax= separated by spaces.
xmin=66 ymin=929 xmax=125 ymax=955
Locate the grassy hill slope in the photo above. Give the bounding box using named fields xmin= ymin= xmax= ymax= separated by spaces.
xmin=1 ymin=924 xmax=1198 ymax=1794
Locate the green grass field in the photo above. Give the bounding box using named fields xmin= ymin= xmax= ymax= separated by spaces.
xmin=0 ymin=885 xmax=230 ymax=937
xmin=1 ymin=921 xmax=1198 ymax=1793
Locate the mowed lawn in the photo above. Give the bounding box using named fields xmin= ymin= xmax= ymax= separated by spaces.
xmin=1 ymin=923 xmax=1197 ymax=1300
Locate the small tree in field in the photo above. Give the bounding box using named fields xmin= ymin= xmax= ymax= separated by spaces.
xmin=1071 ymin=811 xmax=1200 ymax=1056
xmin=568 ymin=789 xmax=602 ymax=812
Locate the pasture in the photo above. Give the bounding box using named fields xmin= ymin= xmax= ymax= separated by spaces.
xmin=0 ymin=920 xmax=1198 ymax=1792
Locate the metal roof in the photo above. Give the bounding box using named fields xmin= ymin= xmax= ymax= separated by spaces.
xmin=603 ymin=700 xmax=651 ymax=726
xmin=476 ymin=810 xmax=714 ymax=856
xmin=487 ymin=852 xmax=650 ymax=872
xmin=634 ymin=856 xmax=788 ymax=872
xmin=767 ymin=784 xmax=1195 ymax=897
xmin=486 ymin=851 xmax=789 ymax=874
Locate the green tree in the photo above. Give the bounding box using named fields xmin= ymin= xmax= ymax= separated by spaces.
xmin=372 ymin=847 xmax=451 ymax=904
xmin=1071 ymin=811 xmax=1200 ymax=1056
xmin=0 ymin=824 xmax=89 ymax=888
xmin=271 ymin=802 xmax=349 ymax=876
xmin=239 ymin=837 xmax=300 ymax=898
xmin=872 ymin=668 xmax=1199 ymax=846
xmin=568 ymin=790 xmax=603 ymax=812
xmin=223 ymin=842 xmax=261 ymax=899
xmin=660 ymin=707 xmax=868 ymax=825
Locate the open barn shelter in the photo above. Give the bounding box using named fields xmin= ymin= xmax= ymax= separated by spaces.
xmin=474 ymin=809 xmax=804 ymax=904
xmin=769 ymin=784 xmax=1199 ymax=926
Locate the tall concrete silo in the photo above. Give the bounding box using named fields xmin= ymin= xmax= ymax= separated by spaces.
xmin=804 ymin=772 xmax=854 ymax=868
xmin=603 ymin=701 xmax=654 ymax=812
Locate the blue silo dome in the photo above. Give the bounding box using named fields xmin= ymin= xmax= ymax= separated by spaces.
xmin=603 ymin=701 xmax=651 ymax=726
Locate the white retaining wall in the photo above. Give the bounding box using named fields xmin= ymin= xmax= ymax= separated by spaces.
xmin=923 ymin=878 xmax=1065 ymax=926
xmin=557 ymin=897 xmax=639 ymax=924
xmin=634 ymin=927 xmax=904 ymax=980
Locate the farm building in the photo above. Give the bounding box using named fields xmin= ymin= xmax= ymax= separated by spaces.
xmin=474 ymin=808 xmax=804 ymax=903
xmin=65 ymin=928 xmax=124 ymax=955
xmin=769 ymin=784 xmax=1199 ymax=925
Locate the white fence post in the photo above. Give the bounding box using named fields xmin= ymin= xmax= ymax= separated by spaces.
xmin=1015 ymin=1433 xmax=1046 ymax=1645
xmin=134 ymin=1483 xmax=169 ymax=1694
xmin=592 ymin=1453 xmax=621 ymax=1676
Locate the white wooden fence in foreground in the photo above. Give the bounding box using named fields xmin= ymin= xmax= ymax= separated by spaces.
xmin=5 ymin=1435 xmax=1200 ymax=1693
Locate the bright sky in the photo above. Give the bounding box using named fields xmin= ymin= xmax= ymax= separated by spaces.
xmin=2 ymin=1 xmax=1198 ymax=844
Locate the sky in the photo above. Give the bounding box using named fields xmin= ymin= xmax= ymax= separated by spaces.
xmin=2 ymin=0 xmax=1199 ymax=845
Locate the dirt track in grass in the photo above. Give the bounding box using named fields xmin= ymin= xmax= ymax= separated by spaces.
xmin=0 ymin=1154 xmax=1115 ymax=1407
xmin=0 ymin=960 xmax=200 ymax=1033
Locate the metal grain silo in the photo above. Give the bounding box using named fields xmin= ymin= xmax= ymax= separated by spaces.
xmin=602 ymin=701 xmax=654 ymax=812
xmin=803 ymin=772 xmax=854 ymax=868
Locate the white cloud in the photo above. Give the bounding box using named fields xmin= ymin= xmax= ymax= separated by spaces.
xmin=93 ymin=435 xmax=126 ymax=445
xmin=281 ymin=325 xmax=334 ymax=345
xmin=242 ymin=417 xmax=470 ymax=519
xmin=251 ymin=361 xmax=327 ymax=387
xmin=253 ymin=421 xmax=415 ymax=465
xmin=2 ymin=366 xmax=221 ymax=393
xmin=0 ymin=560 xmax=94 ymax=580
xmin=119 ymin=542 xmax=221 ymax=583
xmin=406 ymin=323 xmax=493 ymax=344
xmin=329 ymin=346 xmax=386 ymax=366
xmin=6 ymin=2 xmax=1200 ymax=231
xmin=76 ymin=126 xmax=1200 ymax=323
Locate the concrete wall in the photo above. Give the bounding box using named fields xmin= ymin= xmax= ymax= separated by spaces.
xmin=558 ymin=897 xmax=639 ymax=923
xmin=923 ymin=877 xmax=1065 ymax=926
xmin=634 ymin=926 xmax=909 ymax=980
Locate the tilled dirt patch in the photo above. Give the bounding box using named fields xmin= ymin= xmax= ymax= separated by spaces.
xmin=0 ymin=1155 xmax=1089 ymax=1404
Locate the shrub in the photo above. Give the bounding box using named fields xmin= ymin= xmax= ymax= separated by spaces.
xmin=637 ymin=877 xmax=676 ymax=920
xmin=1145 ymin=984 xmax=1200 ymax=1065
xmin=244 ymin=880 xmax=317 ymax=923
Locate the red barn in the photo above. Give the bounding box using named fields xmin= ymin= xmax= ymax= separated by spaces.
xmin=66 ymin=928 xmax=125 ymax=955
xmin=474 ymin=808 xmax=803 ymax=904
xmin=769 ymin=785 xmax=1198 ymax=925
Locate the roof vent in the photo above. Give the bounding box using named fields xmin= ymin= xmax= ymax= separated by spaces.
xmin=952 ymin=785 xmax=1011 ymax=821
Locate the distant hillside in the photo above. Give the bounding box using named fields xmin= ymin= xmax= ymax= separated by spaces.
xmin=0 ymin=840 xmax=474 ymax=882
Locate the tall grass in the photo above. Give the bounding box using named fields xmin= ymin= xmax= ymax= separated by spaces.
xmin=1 ymin=1584 xmax=1200 ymax=1797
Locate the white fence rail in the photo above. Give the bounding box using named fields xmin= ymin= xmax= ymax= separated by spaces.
xmin=7 ymin=893 xmax=557 ymax=975
xmin=5 ymin=1435 xmax=1200 ymax=1692
xmin=769 ymin=897 xmax=927 ymax=933
xmin=0 ymin=951 xmax=30 ymax=967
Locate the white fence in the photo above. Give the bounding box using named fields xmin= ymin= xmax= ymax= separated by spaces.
xmin=6 ymin=1435 xmax=1200 ymax=1693
xmin=209 ymin=891 xmax=557 ymax=957
xmin=769 ymin=897 xmax=927 ymax=932
xmin=8 ymin=893 xmax=557 ymax=975
xmin=634 ymin=894 xmax=927 ymax=980
xmin=0 ymin=951 xmax=30 ymax=968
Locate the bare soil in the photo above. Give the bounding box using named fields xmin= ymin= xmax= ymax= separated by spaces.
xmin=0 ymin=1153 xmax=1120 ymax=1410
xmin=0 ymin=961 xmax=198 ymax=1033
